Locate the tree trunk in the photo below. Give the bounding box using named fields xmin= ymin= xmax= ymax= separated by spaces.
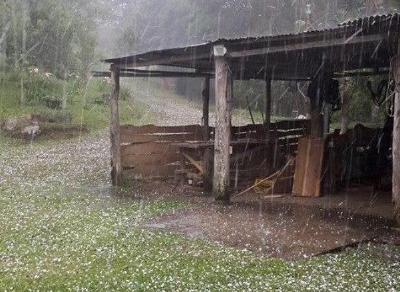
xmin=213 ymin=55 xmax=231 ymax=201
xmin=110 ymin=64 xmax=122 ymax=186
xmin=392 ymin=53 xmax=400 ymax=225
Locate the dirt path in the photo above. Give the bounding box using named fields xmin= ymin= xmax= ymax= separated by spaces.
xmin=131 ymin=85 xmax=253 ymax=126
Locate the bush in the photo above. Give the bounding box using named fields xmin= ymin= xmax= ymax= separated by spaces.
xmin=347 ymin=76 xmax=386 ymax=125
xmin=120 ymin=86 xmax=133 ymax=101
xmin=33 ymin=107 xmax=72 ymax=125
xmin=25 ymin=74 xmax=64 ymax=108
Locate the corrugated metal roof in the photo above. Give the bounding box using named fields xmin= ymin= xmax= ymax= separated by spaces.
xmin=104 ymin=14 xmax=400 ymax=80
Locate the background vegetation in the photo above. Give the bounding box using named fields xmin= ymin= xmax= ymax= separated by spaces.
xmin=1 ymin=0 xmax=399 ymax=131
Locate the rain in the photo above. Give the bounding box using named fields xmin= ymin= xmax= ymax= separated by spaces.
xmin=1 ymin=0 xmax=400 ymax=291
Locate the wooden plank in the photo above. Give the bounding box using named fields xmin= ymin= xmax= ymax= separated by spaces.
xmin=120 ymin=68 xmax=210 ymax=77
xmin=121 ymin=142 xmax=178 ymax=156
xmin=120 ymin=142 xmax=180 ymax=176
xmin=122 ymin=165 xmax=178 ymax=178
xmin=233 ymin=132 xmax=267 ymax=140
xmin=276 ymin=129 xmax=308 ymax=137
xmin=275 ymin=119 xmax=310 ymax=131
xmin=293 ymin=137 xmax=309 ymax=196
xmin=230 ymin=121 xmax=310 ymax=139
xmin=121 ymin=152 xmax=179 ymax=168
xmin=120 ymin=124 xmax=202 ymax=136
xmin=232 ymin=124 xmax=266 ymax=133
xmin=293 ymin=137 xmax=325 ymax=197
xmin=182 ymin=153 xmax=203 ymax=174
xmin=120 ymin=133 xmax=202 ymax=144
xmin=92 ymin=71 xmax=212 ymax=78
xmin=114 ymin=51 xmax=211 ymax=68
xmin=231 ymin=124 xmax=268 ymax=140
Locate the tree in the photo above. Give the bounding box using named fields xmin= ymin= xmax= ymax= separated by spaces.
xmin=0 ymin=0 xmax=102 ymax=78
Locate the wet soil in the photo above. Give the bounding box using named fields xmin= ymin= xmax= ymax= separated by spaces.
xmin=138 ymin=181 xmax=399 ymax=260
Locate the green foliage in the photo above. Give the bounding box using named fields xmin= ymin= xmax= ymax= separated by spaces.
xmin=25 ymin=74 xmax=63 ymax=107
xmin=0 ymin=70 xmax=153 ymax=133
xmin=33 ymin=107 xmax=72 ymax=125
xmin=347 ymin=76 xmax=386 ymax=124
xmin=0 ymin=0 xmax=100 ymax=78
xmin=119 ymin=86 xmax=133 ymax=101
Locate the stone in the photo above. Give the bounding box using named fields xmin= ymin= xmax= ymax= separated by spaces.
xmin=21 ymin=124 xmax=40 ymax=136
xmin=3 ymin=117 xmax=20 ymax=131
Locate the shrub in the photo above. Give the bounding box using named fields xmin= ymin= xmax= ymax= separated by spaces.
xmin=119 ymin=86 xmax=133 ymax=101
xmin=33 ymin=107 xmax=72 ymax=125
xmin=25 ymin=74 xmax=64 ymax=108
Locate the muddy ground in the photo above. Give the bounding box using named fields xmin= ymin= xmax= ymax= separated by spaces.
xmin=135 ymin=181 xmax=400 ymax=260
xmin=130 ymin=89 xmax=400 ymax=260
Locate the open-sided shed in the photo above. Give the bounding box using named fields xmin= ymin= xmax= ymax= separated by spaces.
xmin=97 ymin=14 xmax=400 ymax=224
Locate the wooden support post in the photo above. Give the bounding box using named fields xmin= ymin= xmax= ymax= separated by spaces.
xmin=340 ymin=78 xmax=350 ymax=134
xmin=265 ymin=78 xmax=272 ymax=140
xmin=213 ymin=46 xmax=231 ymax=201
xmin=310 ymin=110 xmax=323 ymax=138
xmin=202 ymin=76 xmax=212 ymax=193
xmin=392 ymin=51 xmax=400 ymax=225
xmin=323 ymin=103 xmax=331 ymax=138
xmin=110 ymin=64 xmax=122 ymax=186
xmin=202 ymin=76 xmax=210 ymax=140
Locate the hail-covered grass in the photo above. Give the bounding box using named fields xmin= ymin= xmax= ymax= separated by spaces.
xmin=0 ymin=132 xmax=399 ymax=291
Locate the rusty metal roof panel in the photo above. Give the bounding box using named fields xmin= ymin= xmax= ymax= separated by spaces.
xmin=104 ymin=14 xmax=400 ymax=64
xmin=103 ymin=14 xmax=400 ymax=79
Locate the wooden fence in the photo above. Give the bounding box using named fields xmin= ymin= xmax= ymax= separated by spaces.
xmin=120 ymin=120 xmax=310 ymax=180
xmin=120 ymin=124 xmax=203 ymax=179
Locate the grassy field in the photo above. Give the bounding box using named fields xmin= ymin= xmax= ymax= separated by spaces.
xmin=0 ymin=130 xmax=399 ymax=291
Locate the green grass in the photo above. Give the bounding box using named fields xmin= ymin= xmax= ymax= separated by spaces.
xmin=0 ymin=132 xmax=399 ymax=291
xmin=0 ymin=70 xmax=154 ymax=135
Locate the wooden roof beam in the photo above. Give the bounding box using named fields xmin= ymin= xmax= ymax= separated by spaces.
xmin=92 ymin=70 xmax=213 ymax=78
xmin=228 ymin=33 xmax=385 ymax=59
xmin=113 ymin=52 xmax=212 ymax=68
